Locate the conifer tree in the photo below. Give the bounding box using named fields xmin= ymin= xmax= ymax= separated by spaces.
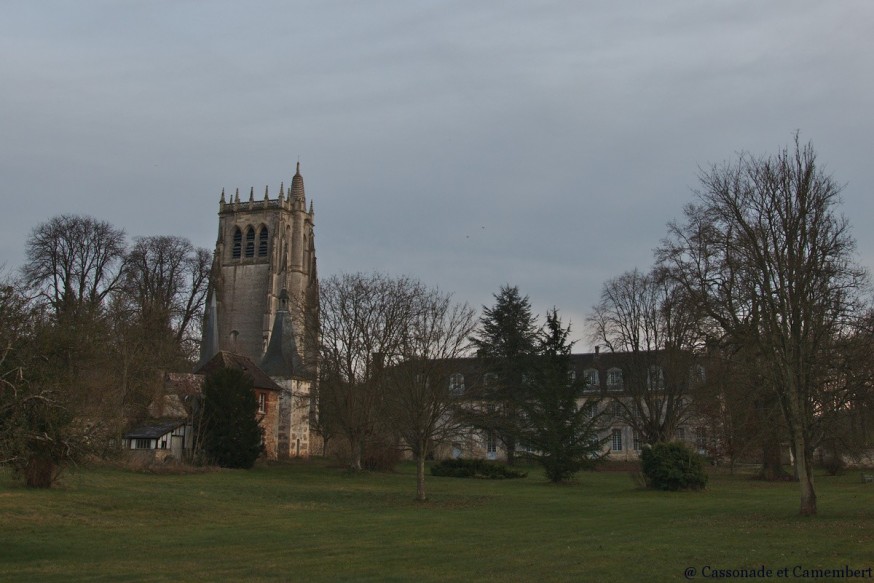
xmin=469 ymin=285 xmax=539 ymax=465
xmin=198 ymin=368 xmax=263 ymax=468
xmin=518 ymin=309 xmax=604 ymax=482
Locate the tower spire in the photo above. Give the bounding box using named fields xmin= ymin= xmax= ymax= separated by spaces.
xmin=290 ymin=161 xmax=305 ymax=204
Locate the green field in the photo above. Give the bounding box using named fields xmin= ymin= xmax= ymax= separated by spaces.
xmin=1 ymin=460 xmax=872 ymax=582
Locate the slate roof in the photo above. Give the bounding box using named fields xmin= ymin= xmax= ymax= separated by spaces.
xmin=124 ymin=419 xmax=187 ymax=439
xmin=195 ymin=350 xmax=283 ymax=392
xmin=260 ymin=290 xmax=304 ymax=378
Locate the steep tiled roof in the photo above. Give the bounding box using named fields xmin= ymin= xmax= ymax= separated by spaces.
xmin=195 ymin=351 xmax=282 ymax=392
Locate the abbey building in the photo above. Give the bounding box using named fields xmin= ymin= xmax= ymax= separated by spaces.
xmin=198 ymin=163 xmax=319 ymax=459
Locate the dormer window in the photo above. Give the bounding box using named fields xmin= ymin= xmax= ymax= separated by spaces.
xmin=449 ymin=373 xmax=465 ymax=396
xmin=607 ymin=368 xmax=623 ymax=390
xmin=648 ymin=365 xmax=665 ymax=390
xmin=584 ymin=369 xmax=599 ymax=390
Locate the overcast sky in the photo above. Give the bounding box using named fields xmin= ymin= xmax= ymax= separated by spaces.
xmin=2 ymin=1 xmax=872 ymax=348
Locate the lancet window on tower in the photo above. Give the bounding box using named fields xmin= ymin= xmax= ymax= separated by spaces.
xmin=245 ymin=227 xmax=255 ymax=258
xmin=258 ymin=226 xmax=269 ymax=257
xmin=232 ymin=228 xmax=242 ymax=259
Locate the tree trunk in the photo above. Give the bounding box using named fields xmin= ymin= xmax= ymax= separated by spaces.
xmin=415 ymin=439 xmax=427 ymax=502
xmin=505 ymin=435 xmax=516 ymax=466
xmin=793 ymin=434 xmax=817 ymax=516
xmin=349 ymin=436 xmax=363 ymax=470
xmin=760 ymin=434 xmax=787 ymax=481
xmin=25 ymin=456 xmax=56 ymax=488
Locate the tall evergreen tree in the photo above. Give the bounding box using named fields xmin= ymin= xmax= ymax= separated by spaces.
xmin=469 ymin=285 xmax=539 ymax=465
xmin=198 ymin=368 xmax=263 ymax=468
xmin=518 ymin=309 xmax=604 ymax=482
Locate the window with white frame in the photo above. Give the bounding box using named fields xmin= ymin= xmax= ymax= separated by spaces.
xmin=632 ymin=430 xmax=641 ymax=451
xmin=449 ymin=373 xmax=465 ymax=396
xmin=612 ymin=401 xmax=623 ymax=418
xmin=648 ymin=365 xmax=665 ymax=390
xmin=486 ymin=432 xmax=497 ymax=454
xmin=695 ymin=427 xmax=707 ymax=452
xmin=611 ymin=429 xmax=623 ymax=451
xmin=690 ymin=364 xmax=705 ymax=384
xmin=676 ymin=426 xmax=686 ymax=441
xmin=134 ymin=438 xmax=152 ymax=449
xmin=584 ymin=369 xmax=599 ymax=391
xmin=258 ymin=392 xmax=266 ymax=414
xmin=607 ymin=368 xmax=623 ymax=390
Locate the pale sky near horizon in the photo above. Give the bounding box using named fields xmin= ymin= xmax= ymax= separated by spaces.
xmin=2 ymin=1 xmax=873 ymax=347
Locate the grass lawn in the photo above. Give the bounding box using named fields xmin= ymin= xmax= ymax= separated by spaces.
xmin=1 ymin=459 xmax=872 ymax=582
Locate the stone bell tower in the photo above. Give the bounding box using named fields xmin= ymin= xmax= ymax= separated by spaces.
xmin=199 ymin=162 xmax=319 ymax=458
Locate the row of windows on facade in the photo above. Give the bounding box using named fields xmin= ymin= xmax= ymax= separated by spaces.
xmin=588 ymin=399 xmax=686 ymax=420
xmin=481 ymin=426 xmax=708 ymax=455
xmin=447 ymin=370 xmax=626 ymax=394
xmin=447 ymin=366 xmax=687 ymax=395
xmin=231 ymin=226 xmax=269 ymax=259
xmin=609 ymin=426 xmax=708 ymax=452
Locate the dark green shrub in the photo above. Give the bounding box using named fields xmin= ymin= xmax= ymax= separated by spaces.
xmin=198 ymin=368 xmax=263 ymax=469
xmin=362 ymin=435 xmax=403 ymax=472
xmin=640 ymin=442 xmax=708 ymax=491
xmin=431 ymin=458 xmax=527 ymax=480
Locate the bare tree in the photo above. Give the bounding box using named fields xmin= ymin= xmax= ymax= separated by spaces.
xmin=119 ymin=235 xmax=211 ymax=359
xmin=813 ymin=309 xmax=874 ymax=473
xmin=383 ymin=289 xmax=476 ymax=500
xmin=588 ymin=267 xmax=700 ymax=445
xmin=20 ymin=216 xmax=125 ymax=391
xmin=0 ymin=275 xmax=106 ymax=487
xmin=23 ymin=215 xmax=125 ymax=318
xmin=694 ymin=345 xmax=787 ymax=476
xmin=316 ymin=273 xmax=425 ymax=470
xmin=658 ymin=136 xmax=869 ymax=515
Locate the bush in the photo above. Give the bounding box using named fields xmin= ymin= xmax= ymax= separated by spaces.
xmin=640 ymin=442 xmax=708 ymax=491
xmin=431 ymin=458 xmax=527 ymax=480
xmin=362 ymin=437 xmax=403 ymax=472
xmin=1 ymin=384 xmax=93 ymax=488
xmin=197 ymin=368 xmax=263 ymax=469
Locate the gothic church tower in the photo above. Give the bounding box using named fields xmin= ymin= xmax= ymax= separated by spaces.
xmin=200 ymin=163 xmax=318 ymax=458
